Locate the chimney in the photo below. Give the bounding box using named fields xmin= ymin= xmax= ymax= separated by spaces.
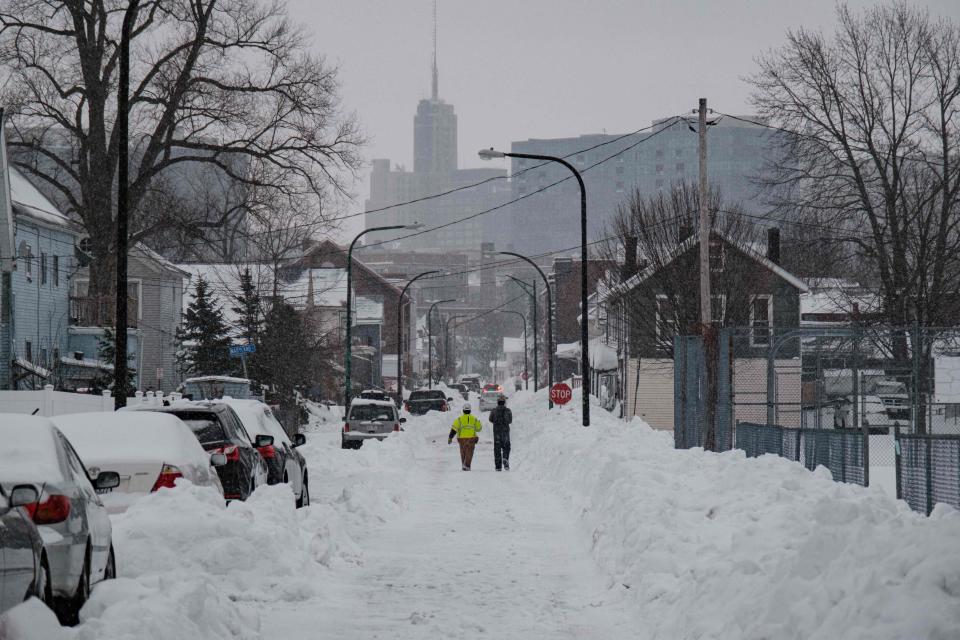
xmin=621 ymin=235 xmax=638 ymax=282
xmin=767 ymin=227 xmax=781 ymax=264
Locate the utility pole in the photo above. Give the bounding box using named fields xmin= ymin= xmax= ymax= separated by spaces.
xmin=114 ymin=0 xmax=139 ymax=409
xmin=697 ymin=97 xmax=717 ymax=450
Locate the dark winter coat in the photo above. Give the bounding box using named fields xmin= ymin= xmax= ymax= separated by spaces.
xmin=489 ymin=406 xmax=512 ymax=437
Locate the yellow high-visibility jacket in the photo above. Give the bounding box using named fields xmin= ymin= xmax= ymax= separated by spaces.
xmin=451 ymin=413 xmax=483 ymax=439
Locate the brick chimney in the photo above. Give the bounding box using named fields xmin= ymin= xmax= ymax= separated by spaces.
xmin=767 ymin=227 xmax=781 ymax=264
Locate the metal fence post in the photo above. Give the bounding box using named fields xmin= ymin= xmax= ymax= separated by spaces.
xmin=894 ymin=424 xmax=902 ymax=500
xmin=853 ymin=325 xmax=869 ymax=486
xmin=925 ymin=436 xmax=933 ymax=516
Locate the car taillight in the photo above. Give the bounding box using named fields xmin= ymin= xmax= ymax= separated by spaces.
xmin=440 ymin=402 xmax=448 ymax=411
xmin=343 ymin=423 xmax=350 ymax=432
xmin=258 ymin=444 xmax=277 ymax=459
xmin=26 ymin=495 xmax=71 ymax=524
xmin=214 ymin=445 xmax=240 ymax=462
xmin=403 ymin=402 xmax=410 ymax=411
xmin=394 ymin=423 xmax=400 ymax=431
xmin=151 ymin=464 xmax=183 ymax=492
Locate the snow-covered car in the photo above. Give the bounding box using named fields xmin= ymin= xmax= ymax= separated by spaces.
xmin=479 ymin=390 xmax=502 ymax=412
xmin=132 ymin=402 xmax=269 ymax=501
xmin=219 ymin=399 xmax=310 ymax=508
xmin=52 ymin=411 xmax=227 ymax=512
xmin=342 ymin=399 xmax=405 ymax=449
xmin=0 ymin=415 xmax=118 ymax=624
xmin=0 ymin=483 xmax=48 ymax=615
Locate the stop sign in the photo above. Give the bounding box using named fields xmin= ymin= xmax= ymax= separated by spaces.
xmin=520 ymin=371 xmax=529 ymax=381
xmin=550 ymin=382 xmax=573 ymax=405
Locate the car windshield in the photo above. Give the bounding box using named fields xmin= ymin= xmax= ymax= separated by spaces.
xmin=410 ymin=391 xmax=445 ymax=400
xmin=360 ymin=391 xmax=388 ymax=400
xmin=350 ymin=405 xmax=395 ymax=421
xmin=172 ymin=412 xmax=226 ymax=445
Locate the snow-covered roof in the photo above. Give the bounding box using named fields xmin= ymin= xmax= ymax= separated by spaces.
xmin=13 ymin=357 xmax=51 ymax=378
xmin=604 ymin=231 xmax=810 ymax=301
xmin=178 ymin=262 xmax=275 ymax=329
xmin=60 ymin=356 xmax=113 ymax=371
xmin=9 ymin=166 xmax=76 ymax=230
xmin=355 ymin=296 xmax=383 ymax=323
xmin=503 ymin=337 xmax=525 ymax=353
xmin=286 ymin=268 xmax=348 ymax=309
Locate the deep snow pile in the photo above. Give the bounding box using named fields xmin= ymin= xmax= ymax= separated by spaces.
xmin=512 ymin=389 xmax=960 ymax=640
xmin=0 ymin=410 xmax=425 ymax=640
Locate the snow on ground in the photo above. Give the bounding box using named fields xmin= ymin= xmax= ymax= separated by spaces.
xmin=3 ymin=387 xmax=959 ymax=639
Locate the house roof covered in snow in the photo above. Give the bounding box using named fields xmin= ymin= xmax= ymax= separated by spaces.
xmin=9 ymin=166 xmax=78 ymax=231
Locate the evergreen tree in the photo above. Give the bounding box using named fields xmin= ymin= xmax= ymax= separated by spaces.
xmin=176 ymin=276 xmax=232 ymax=376
xmin=258 ymin=301 xmax=314 ymax=399
xmin=89 ymin=328 xmax=135 ymax=393
xmin=232 ymin=268 xmax=262 ymax=344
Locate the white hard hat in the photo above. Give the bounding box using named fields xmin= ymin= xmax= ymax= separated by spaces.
xmin=463 ymin=403 xmax=472 ymax=411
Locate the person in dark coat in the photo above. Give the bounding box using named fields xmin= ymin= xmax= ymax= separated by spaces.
xmin=488 ymin=395 xmax=513 ymax=471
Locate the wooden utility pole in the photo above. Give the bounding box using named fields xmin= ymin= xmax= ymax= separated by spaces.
xmin=114 ymin=0 xmax=140 ymax=409
xmin=698 ymin=97 xmax=717 ymax=450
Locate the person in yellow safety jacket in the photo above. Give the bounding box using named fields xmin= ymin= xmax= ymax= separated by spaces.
xmin=448 ymin=403 xmax=483 ymax=471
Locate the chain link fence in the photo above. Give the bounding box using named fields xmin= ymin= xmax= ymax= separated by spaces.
xmin=895 ymin=428 xmax=960 ymax=515
xmin=675 ymin=326 xmax=960 ymax=512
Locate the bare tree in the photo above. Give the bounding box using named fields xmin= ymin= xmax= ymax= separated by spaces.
xmin=750 ymin=2 xmax=960 ymax=329
xmin=0 ymin=0 xmax=363 ymax=298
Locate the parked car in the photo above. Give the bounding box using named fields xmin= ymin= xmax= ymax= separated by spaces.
xmin=479 ymin=390 xmax=502 ymax=412
xmin=133 ymin=402 xmax=269 ymax=501
xmin=52 ymin=412 xmax=227 ymax=512
xmin=0 ymin=483 xmax=48 ymax=615
xmin=483 ymin=383 xmax=503 ymax=393
xmin=220 ymin=399 xmax=310 ymax=508
xmin=342 ymin=399 xmax=406 ymax=449
xmin=404 ymin=389 xmax=452 ymax=416
xmin=0 ymin=415 xmax=118 ymax=624
xmin=457 ymin=374 xmax=482 ymax=394
xmin=449 ymin=383 xmax=469 ymax=401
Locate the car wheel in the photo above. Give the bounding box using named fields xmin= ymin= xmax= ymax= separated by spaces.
xmin=30 ymin=554 xmax=52 ymax=607
xmin=297 ymin=474 xmax=310 ymax=508
xmin=56 ymin=546 xmax=90 ymax=626
xmin=104 ymin=545 xmax=117 ymax=580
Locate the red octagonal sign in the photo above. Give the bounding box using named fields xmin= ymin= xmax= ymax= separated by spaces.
xmin=550 ymin=382 xmax=573 ymax=405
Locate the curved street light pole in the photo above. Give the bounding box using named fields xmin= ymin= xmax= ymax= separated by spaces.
xmin=396 ymin=270 xmax=440 ymax=406
xmin=427 ymin=299 xmax=457 ymax=388
xmin=507 ymin=275 xmax=537 ymax=392
xmin=496 ymin=309 xmax=528 ymax=390
xmin=483 ymin=148 xmax=589 ymax=425
xmin=344 ymin=225 xmax=408 ymax=405
xmin=499 ymin=251 xmax=554 ymax=409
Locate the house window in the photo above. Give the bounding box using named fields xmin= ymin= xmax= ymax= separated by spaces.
xmin=39 ymin=348 xmax=47 ymax=366
xmin=25 ymin=340 xmax=32 ymax=362
xmin=655 ymin=164 xmax=664 ymax=175
xmin=750 ymin=295 xmax=773 ymax=346
xmin=711 ymin=294 xmax=727 ymax=325
xmin=41 ymin=253 xmax=47 ymax=285
xmin=709 ymin=241 xmax=725 ymax=273
xmin=53 ymin=256 xmax=59 ymax=286
xmin=25 ymin=253 xmax=32 ymax=278
xmin=656 ymin=295 xmax=678 ymax=347
xmin=616 ymin=181 xmax=624 ymax=192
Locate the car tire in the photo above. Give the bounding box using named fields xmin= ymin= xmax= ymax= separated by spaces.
xmin=296 ymin=473 xmax=310 ymax=508
xmin=104 ymin=545 xmax=117 ymax=581
xmin=30 ymin=554 xmax=52 ymax=607
xmin=56 ymin=545 xmax=90 ymax=626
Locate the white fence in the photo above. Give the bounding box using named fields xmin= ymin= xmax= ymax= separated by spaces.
xmin=0 ymin=385 xmax=113 ymax=417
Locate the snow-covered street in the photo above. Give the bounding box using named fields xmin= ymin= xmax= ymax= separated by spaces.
xmin=4 ymin=388 xmax=960 ymax=640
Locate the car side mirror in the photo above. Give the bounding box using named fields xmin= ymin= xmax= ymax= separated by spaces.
xmin=292 ymin=433 xmax=307 ymax=447
xmin=10 ymin=485 xmax=39 ymax=508
xmin=94 ymin=471 xmax=121 ymax=491
xmin=254 ymin=434 xmax=274 ymax=448
xmin=447 ymin=397 xmax=453 ymax=402
xmin=210 ymin=452 xmax=228 ymax=467
xmin=399 ymin=417 xmax=407 ymax=424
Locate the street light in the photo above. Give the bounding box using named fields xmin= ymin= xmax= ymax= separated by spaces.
xmin=427 ymin=299 xmax=457 ymax=388
xmin=496 ymin=310 xmax=528 ymax=390
xmin=344 ymin=224 xmax=409 ymax=405
xmin=444 ymin=314 xmax=469 ymax=381
xmin=506 ymin=275 xmax=538 ymax=392
xmin=482 ymin=148 xmax=590 ymax=426
xmin=500 ymin=251 xmax=554 ymax=409
xmin=396 ymin=270 xmax=440 ymax=406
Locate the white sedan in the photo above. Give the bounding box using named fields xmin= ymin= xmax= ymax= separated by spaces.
xmin=53 ymin=411 xmax=225 ymax=512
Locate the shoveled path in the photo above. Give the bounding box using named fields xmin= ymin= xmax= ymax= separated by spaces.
xmin=264 ymin=424 xmax=639 ymax=639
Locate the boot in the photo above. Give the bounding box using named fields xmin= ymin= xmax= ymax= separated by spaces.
xmin=503 ymin=459 xmax=510 ymax=471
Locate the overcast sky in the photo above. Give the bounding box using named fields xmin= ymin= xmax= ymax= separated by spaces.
xmin=289 ymin=0 xmax=960 ymax=242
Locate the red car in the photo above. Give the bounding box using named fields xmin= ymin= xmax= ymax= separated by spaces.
xmin=483 ymin=383 xmax=503 ymax=392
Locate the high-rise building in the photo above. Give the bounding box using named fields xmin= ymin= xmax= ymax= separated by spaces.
xmin=363 ymin=12 xmax=510 ymax=255
xmin=498 ymin=117 xmax=785 ymax=256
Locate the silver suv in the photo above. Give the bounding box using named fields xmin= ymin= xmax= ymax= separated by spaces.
xmin=342 ymin=399 xmax=405 ymax=449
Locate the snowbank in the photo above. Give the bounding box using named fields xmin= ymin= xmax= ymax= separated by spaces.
xmin=512 ymin=389 xmax=960 ymax=640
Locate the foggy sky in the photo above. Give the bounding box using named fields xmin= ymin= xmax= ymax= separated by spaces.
xmin=289 ymin=0 xmax=960 ymax=243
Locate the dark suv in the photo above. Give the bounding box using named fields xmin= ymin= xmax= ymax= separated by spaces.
xmin=136 ymin=403 xmax=270 ymax=501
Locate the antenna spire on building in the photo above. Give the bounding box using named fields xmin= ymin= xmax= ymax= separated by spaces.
xmin=431 ymin=0 xmax=439 ymax=101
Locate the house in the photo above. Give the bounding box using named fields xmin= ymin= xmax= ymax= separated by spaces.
xmin=601 ymin=228 xmax=809 ymax=429
xmin=547 ymin=257 xmax=614 ymax=380
xmin=72 ymin=244 xmax=188 ymax=393
xmin=285 ymin=239 xmax=404 ymax=394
